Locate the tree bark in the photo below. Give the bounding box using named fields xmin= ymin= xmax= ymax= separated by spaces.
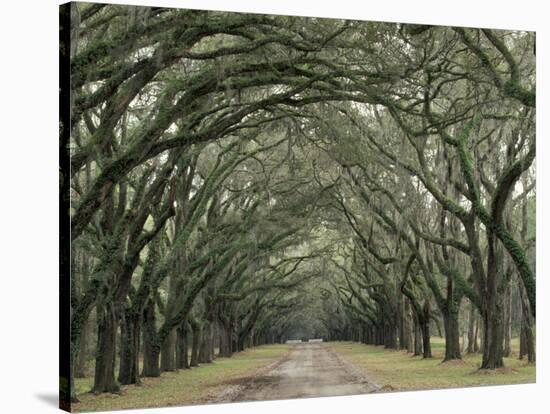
xmin=75 ymin=315 xmax=89 ymax=378
xmin=480 ymin=234 xmax=505 ymax=369
xmin=118 ymin=309 xmax=141 ymax=385
xmin=480 ymin=309 xmax=504 ymax=369
xmin=384 ymin=322 xmax=398 ymax=349
xmin=519 ymin=282 xmax=535 ymax=363
xmin=503 ymin=281 xmax=513 ymax=358
xmin=189 ymin=318 xmax=202 ymax=367
xmin=142 ymin=300 xmax=161 ymax=377
xmin=218 ymin=324 xmax=233 ymax=357
xmin=93 ymin=302 xmax=119 ymax=393
xmin=198 ymin=321 xmax=213 ymax=363
xmin=75 ymin=253 xmax=91 ymax=379
xmin=442 ymin=310 xmax=461 ymax=361
xmin=413 ymin=316 xmax=422 ymax=356
xmin=398 ymin=296 xmax=408 ymax=350
xmin=176 ymin=320 xmax=190 ymax=369
xmin=467 ymin=303 xmax=477 ymax=353
xmin=160 ymin=328 xmax=177 ymax=372
xmin=421 ymin=302 xmax=432 ymax=358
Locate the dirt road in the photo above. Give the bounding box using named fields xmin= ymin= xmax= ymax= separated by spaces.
xmin=228 ymin=343 xmax=377 ymax=402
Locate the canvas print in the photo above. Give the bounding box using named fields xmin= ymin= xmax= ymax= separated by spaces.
xmin=59 ymin=2 xmax=536 ymax=412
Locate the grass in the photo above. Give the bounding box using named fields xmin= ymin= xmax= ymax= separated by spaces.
xmin=73 ymin=344 xmax=289 ymax=412
xmin=329 ymin=337 xmax=535 ymax=392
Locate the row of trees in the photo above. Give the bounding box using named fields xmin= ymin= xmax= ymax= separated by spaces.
xmin=309 ymin=33 xmax=535 ymax=366
xmin=62 ymin=3 xmax=535 ymax=403
xmin=69 ymin=105 xmax=330 ymax=394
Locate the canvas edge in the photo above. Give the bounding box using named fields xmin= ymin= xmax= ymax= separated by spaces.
xmin=59 ymin=1 xmax=73 ymax=412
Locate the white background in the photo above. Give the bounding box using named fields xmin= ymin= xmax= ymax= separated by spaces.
xmin=0 ymin=0 xmax=547 ymax=413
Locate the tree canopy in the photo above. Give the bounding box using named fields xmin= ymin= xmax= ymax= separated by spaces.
xmin=61 ymin=2 xmax=535 ymax=402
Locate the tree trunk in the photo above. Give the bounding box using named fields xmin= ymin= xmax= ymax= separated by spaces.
xmin=503 ymin=282 xmax=513 ymax=357
xmin=421 ymin=322 xmax=432 ymax=358
xmin=218 ymin=324 xmax=233 ymax=357
xmin=413 ymin=317 xmax=422 ymax=356
xmin=519 ymin=281 xmax=535 ymax=363
xmin=93 ymin=302 xmax=119 ymax=393
xmin=75 ymin=315 xmax=89 ymax=378
xmin=368 ymin=326 xmax=375 ymax=345
xmin=523 ymin=321 xmax=535 ymax=363
xmin=74 ymin=253 xmax=91 ymax=379
xmin=212 ymin=323 xmax=219 ymax=357
xmin=519 ymin=322 xmax=526 ymax=360
xmin=406 ymin=320 xmax=414 ymax=353
xmin=398 ymin=296 xmax=407 ymax=350
xmin=198 ymin=321 xmax=213 ymax=363
xmin=375 ymin=325 xmax=384 ymax=346
xmin=421 ymin=302 xmax=432 ymax=358
xmin=176 ymin=320 xmax=190 ymax=369
xmin=160 ymin=328 xmax=177 ymax=372
xmin=442 ymin=310 xmax=461 ymax=361
xmin=473 ymin=315 xmax=480 ymax=353
xmin=231 ymin=335 xmax=238 ymax=353
xmin=480 ymin=308 xmax=504 ymax=369
xmin=141 ymin=300 xmax=160 ymax=377
xmin=118 ymin=310 xmax=141 ymax=385
xmin=467 ymin=303 xmax=477 ymax=354
xmin=404 ymin=304 xmax=413 ymax=353
xmin=237 ymin=335 xmax=245 ymax=352
xmin=190 ymin=319 xmax=202 ymax=367
xmin=480 ymin=233 xmax=505 ymax=370
xmin=384 ymin=322 xmax=398 ymax=349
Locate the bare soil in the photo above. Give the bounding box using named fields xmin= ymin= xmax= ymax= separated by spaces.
xmin=216 ymin=343 xmax=377 ymax=403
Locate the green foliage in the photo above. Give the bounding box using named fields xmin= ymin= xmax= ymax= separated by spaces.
xmin=68 ymin=3 xmax=535 ymax=403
